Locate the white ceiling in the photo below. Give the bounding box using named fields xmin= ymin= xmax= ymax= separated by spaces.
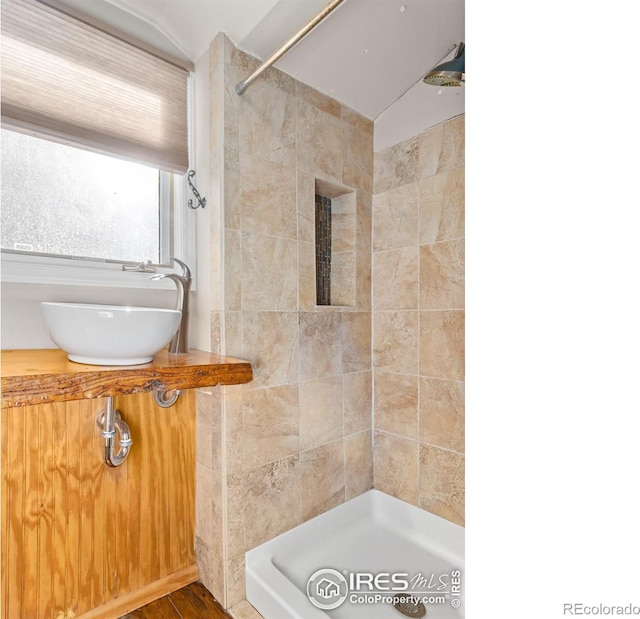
xmin=245 ymin=0 xmax=464 ymax=119
xmin=59 ymin=0 xmax=464 ymax=150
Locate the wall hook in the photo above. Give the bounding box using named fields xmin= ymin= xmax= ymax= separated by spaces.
xmin=187 ymin=169 xmax=206 ymax=209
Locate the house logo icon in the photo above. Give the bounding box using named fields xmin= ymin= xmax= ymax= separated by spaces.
xmin=307 ymin=568 xmax=348 ymax=610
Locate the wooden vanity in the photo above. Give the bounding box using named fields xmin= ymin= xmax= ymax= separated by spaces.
xmin=1 ymin=349 xmax=253 ymax=408
xmin=1 ymin=349 xmax=252 ymax=619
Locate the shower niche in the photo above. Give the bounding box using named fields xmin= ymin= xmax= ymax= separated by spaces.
xmin=314 ymin=179 xmax=356 ymax=307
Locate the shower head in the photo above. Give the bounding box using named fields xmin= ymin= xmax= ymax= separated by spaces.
xmin=423 ymin=42 xmax=465 ymax=87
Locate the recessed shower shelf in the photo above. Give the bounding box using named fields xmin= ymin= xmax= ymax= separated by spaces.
xmin=0 ymin=348 xmax=253 ymax=408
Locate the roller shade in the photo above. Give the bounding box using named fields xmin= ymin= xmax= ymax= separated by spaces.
xmin=1 ymin=0 xmax=190 ymax=174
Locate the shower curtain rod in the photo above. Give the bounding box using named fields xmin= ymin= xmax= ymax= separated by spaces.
xmin=235 ymin=0 xmax=346 ymax=95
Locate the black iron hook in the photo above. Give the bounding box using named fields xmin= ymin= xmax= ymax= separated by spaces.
xmin=187 ymin=169 xmax=206 ymax=209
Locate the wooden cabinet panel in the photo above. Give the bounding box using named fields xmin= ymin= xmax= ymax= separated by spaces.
xmin=1 ymin=391 xmax=197 ymax=619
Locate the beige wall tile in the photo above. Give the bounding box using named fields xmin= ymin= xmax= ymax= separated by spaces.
xmin=224 ymin=310 xmax=242 ymax=358
xmin=331 ymin=193 xmax=356 ymax=254
xmin=239 ymin=79 xmax=296 ymax=168
xmin=354 ymin=190 xmax=373 ymax=311
xmin=419 ymin=378 xmax=465 ymax=453
xmin=373 ymin=431 xmax=419 ymax=505
xmin=210 ymin=310 xmax=222 ymax=355
xmin=344 ymin=371 xmax=372 ymax=435
xmin=372 ymin=182 xmax=420 ymax=252
xmin=373 ymin=137 xmax=418 ymax=194
xmin=342 ymin=105 xmax=374 ymax=135
xmin=298 ymin=241 xmax=316 ymax=311
xmin=438 ymin=114 xmax=464 ymax=173
xmin=242 ymin=385 xmax=299 ymax=470
xmin=228 ymin=600 xmax=264 ymax=619
xmin=345 ymin=430 xmax=373 ymax=499
xmin=241 ymin=232 xmax=297 ymax=311
xmin=296 ymin=80 xmax=342 ymax=118
xmin=331 ymin=250 xmax=356 ymax=306
xmin=374 ymin=371 xmax=419 ymax=440
xmin=420 ymin=239 xmax=465 ymax=310
xmin=196 ymin=389 xmax=222 ymax=473
xmin=209 ymin=38 xmax=389 ymax=607
xmin=210 ymin=228 xmax=224 ymax=312
xmin=212 ymin=88 xmax=226 ymax=144
xmin=419 ymin=166 xmax=464 ymax=245
xmin=300 ymin=440 xmax=346 ymax=521
xmin=356 ymin=191 xmax=372 ymax=311
xmin=195 ymin=467 xmax=225 ymax=600
xmin=341 ymin=312 xmax=371 ymax=374
xmin=299 ymin=312 xmax=343 ymax=380
xmin=373 ymin=311 xmax=419 ymax=375
xmin=209 ymin=469 xmax=224 ymax=542
xmin=231 ymin=43 xmax=295 ymax=96
xmin=343 ymin=122 xmax=373 ymax=194
xmin=297 ymin=170 xmax=315 ymax=244
xmin=419 ymin=310 xmax=464 ymax=380
xmin=224 ymin=388 xmax=244 ymax=475
xmin=418 ymin=123 xmax=443 ymax=180
xmin=315 ymin=178 xmax=354 ymax=199
xmin=196 ymin=536 xmax=225 ymax=606
xmin=195 ymin=391 xmax=214 ymax=470
xmin=297 ymin=100 xmax=343 ymax=182
xmin=225 ymin=229 xmax=242 ymax=311
xmin=299 ymin=376 xmax=344 ymax=452
xmin=419 ymin=444 xmax=465 ymax=526
xmin=239 ymin=155 xmax=297 ymax=239
xmin=355 ymin=244 xmax=372 ymax=312
xmin=356 ymin=190 xmax=372 ymax=253
xmin=209 ymin=149 xmax=223 ymax=223
xmin=242 ymin=455 xmax=302 ymax=552
xmin=258 ymin=63 xmax=296 ymax=96
xmin=226 ymin=472 xmax=247 ymax=559
xmin=222 ymin=45 xmax=240 ymax=153
xmin=195 ymin=463 xmax=220 ymax=558
xmin=242 ymin=311 xmax=298 ymax=388
xmin=372 ymin=247 xmax=419 ymax=311
xmin=226 ymin=554 xmax=246 ymax=608
xmin=224 ymin=147 xmax=241 ymax=230
xmin=209 ymin=34 xmax=223 ymax=149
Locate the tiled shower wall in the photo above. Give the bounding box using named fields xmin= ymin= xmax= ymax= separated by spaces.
xmin=372 ymin=115 xmax=465 ymax=526
xmin=195 ymin=33 xmax=374 ymax=611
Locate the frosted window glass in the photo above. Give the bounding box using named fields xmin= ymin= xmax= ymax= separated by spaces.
xmin=1 ymin=129 xmax=160 ymax=263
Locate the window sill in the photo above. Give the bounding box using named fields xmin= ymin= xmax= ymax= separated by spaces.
xmin=1 ymin=252 xmax=186 ymax=291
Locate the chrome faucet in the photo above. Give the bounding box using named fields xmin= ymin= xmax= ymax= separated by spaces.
xmin=150 ymin=257 xmax=191 ymax=354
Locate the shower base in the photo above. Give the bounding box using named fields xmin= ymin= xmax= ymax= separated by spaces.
xmin=246 ymin=489 xmax=464 ymax=618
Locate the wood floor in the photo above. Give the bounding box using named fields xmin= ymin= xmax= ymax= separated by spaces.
xmin=120 ymin=582 xmax=232 ymax=619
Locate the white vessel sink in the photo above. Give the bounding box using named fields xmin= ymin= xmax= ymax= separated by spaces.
xmin=41 ymin=302 xmax=181 ymax=366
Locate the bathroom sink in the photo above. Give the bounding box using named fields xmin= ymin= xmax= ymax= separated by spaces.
xmin=41 ymin=302 xmax=181 ymax=366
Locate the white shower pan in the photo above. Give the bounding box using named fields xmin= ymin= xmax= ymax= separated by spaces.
xmin=246 ymin=489 xmax=464 ymax=618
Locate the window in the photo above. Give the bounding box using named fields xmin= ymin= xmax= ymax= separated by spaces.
xmin=1 ymin=129 xmax=165 ymax=264
xmin=0 ymin=0 xmax=195 ymax=287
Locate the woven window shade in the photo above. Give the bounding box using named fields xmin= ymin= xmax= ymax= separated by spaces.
xmin=1 ymin=0 xmax=190 ymax=174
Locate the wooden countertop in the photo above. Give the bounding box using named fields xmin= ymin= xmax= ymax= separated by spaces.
xmin=1 ymin=348 xmax=253 ymax=408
